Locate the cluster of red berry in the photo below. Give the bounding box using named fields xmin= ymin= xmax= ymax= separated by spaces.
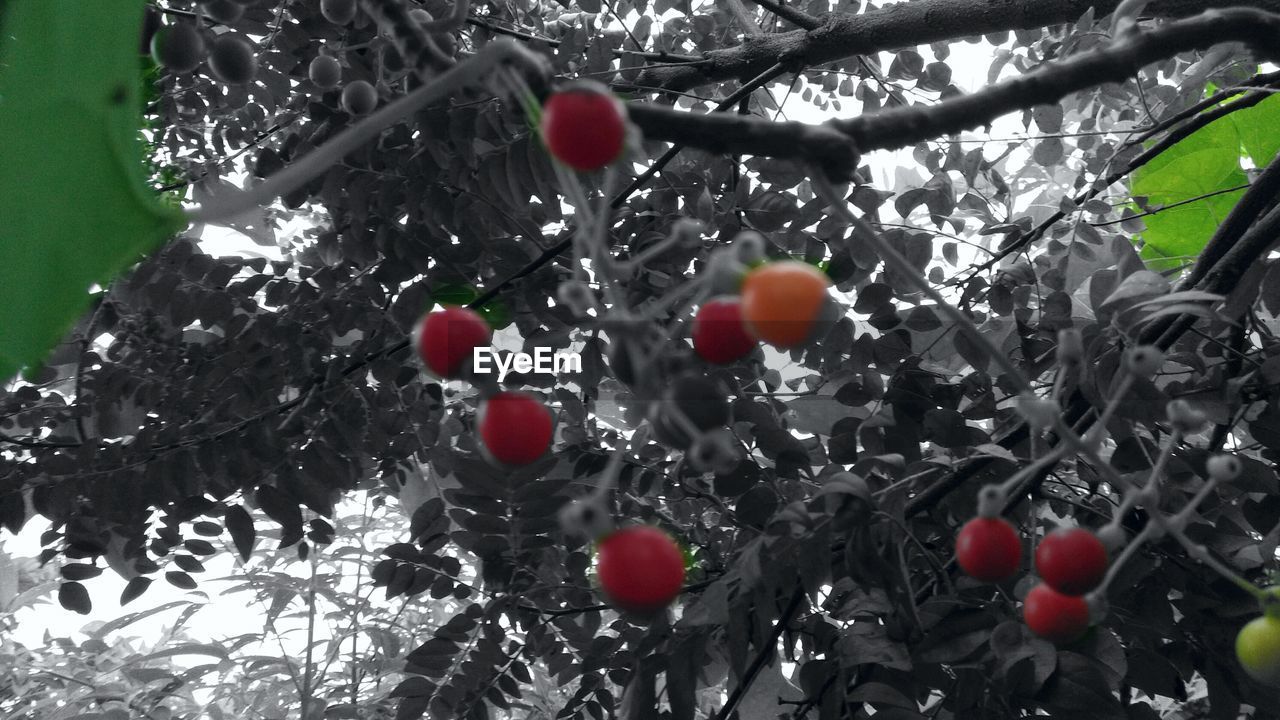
xmin=414 ymin=307 xmax=553 ymax=466
xmin=414 ymin=305 xmax=689 ymax=615
xmin=956 ymin=518 xmax=1104 ymax=643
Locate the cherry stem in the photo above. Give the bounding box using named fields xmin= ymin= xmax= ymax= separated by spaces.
xmin=187 ymin=40 xmax=546 ymax=224
xmin=1161 ymin=516 xmax=1267 ymax=600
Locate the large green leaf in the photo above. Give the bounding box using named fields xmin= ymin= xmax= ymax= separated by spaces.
xmin=0 ymin=0 xmax=186 ymax=383
xmin=1229 ymin=92 xmax=1280 ymax=168
xmin=1132 ymin=82 xmax=1280 ymax=270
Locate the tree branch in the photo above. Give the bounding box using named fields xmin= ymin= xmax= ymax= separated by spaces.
xmin=744 ymin=0 xmax=822 ymax=31
xmin=832 ymin=8 xmax=1280 ymax=151
xmin=627 ymin=0 xmax=1280 ymax=94
xmin=625 ymin=103 xmax=858 ymax=180
xmin=625 ymin=10 xmax=1280 ymax=177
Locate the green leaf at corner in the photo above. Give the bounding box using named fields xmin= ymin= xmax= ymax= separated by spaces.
xmin=0 ymin=0 xmax=186 ymax=383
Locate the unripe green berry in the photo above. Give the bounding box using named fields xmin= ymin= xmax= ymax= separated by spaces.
xmin=1207 ymin=454 xmax=1242 ymax=481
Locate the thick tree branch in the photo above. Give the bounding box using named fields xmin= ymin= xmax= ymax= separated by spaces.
xmin=626 ymin=104 xmax=859 ymax=181
xmin=627 ymin=0 xmax=1280 ymax=94
xmin=626 ymin=10 xmax=1280 ymax=176
xmin=834 ymin=8 xmax=1280 ymax=151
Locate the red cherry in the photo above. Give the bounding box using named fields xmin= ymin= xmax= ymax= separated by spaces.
xmin=414 ymin=307 xmax=491 ymax=379
xmin=1034 ymin=527 xmax=1108 ymax=596
xmin=1023 ymin=583 xmax=1091 ymax=643
xmin=478 ymin=392 xmax=554 ymax=466
xmin=955 ymin=517 xmax=1021 ymax=583
xmin=692 ymin=297 xmax=757 ymax=365
xmin=596 ymin=526 xmax=686 ymax=613
xmin=540 ymin=83 xmax=627 ymax=171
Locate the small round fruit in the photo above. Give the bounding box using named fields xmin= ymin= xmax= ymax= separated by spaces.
xmin=341 ymin=80 xmax=378 ymax=116
xmin=955 ymin=517 xmax=1021 ymax=583
xmin=478 ymin=392 xmax=554 ymax=466
xmin=308 ymin=55 xmax=342 ymax=89
xmin=151 ymin=23 xmax=206 ymax=73
xmin=596 ymin=526 xmax=686 ymax=613
xmin=208 ymin=34 xmax=257 ymax=84
xmin=414 ymin=306 xmax=492 ymax=379
xmin=1034 ymin=527 xmax=1108 ymax=596
xmin=692 ymin=297 xmax=756 ymax=365
xmin=1207 ymin=453 xmax=1242 ymax=481
xmin=1237 ymin=614 xmax=1280 ymax=685
xmin=203 ymin=0 xmax=245 ymax=24
xmin=1023 ymin=583 xmax=1091 ymax=643
xmin=540 ymin=82 xmax=628 ymax=171
xmin=740 ymin=261 xmax=831 ymax=348
xmin=1124 ymin=345 xmax=1165 ymax=377
xmin=320 ymin=0 xmax=358 ymax=25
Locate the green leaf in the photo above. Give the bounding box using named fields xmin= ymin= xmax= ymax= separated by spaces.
xmin=1131 ymin=113 xmax=1246 ymax=269
xmin=1228 ymin=92 xmax=1280 ymax=168
xmin=0 ymin=0 xmax=186 ymax=382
